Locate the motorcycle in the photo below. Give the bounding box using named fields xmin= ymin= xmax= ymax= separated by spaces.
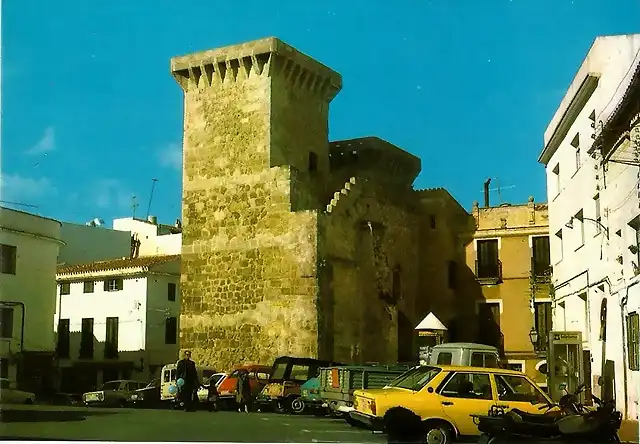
xmin=473 ymin=383 xmax=622 ymax=443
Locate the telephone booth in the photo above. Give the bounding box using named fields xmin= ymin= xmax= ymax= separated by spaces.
xmin=415 ymin=312 xmax=447 ymax=364
xmin=547 ymin=331 xmax=584 ymax=402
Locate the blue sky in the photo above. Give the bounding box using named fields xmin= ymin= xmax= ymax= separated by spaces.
xmin=1 ymin=0 xmax=639 ymax=226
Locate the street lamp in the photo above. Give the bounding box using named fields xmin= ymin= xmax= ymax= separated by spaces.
xmin=565 ymin=216 xmax=609 ymax=239
xmin=529 ymin=328 xmax=539 ymax=349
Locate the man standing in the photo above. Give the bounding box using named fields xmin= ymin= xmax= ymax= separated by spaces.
xmin=176 ymin=350 xmax=199 ymax=412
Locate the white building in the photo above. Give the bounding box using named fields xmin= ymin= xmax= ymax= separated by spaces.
xmin=539 ymin=34 xmax=640 ymax=420
xmin=54 ymin=254 xmax=181 ymax=393
xmin=59 ymin=216 xmax=182 ymax=266
xmin=0 ymin=207 xmax=63 ymax=394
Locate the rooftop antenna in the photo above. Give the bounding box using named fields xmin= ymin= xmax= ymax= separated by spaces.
xmin=145 ymin=178 xmax=158 ymax=219
xmin=478 ymin=178 xmax=516 ymax=205
xmin=131 ymin=195 xmax=139 ymax=219
xmin=0 ymin=200 xmax=39 ymax=209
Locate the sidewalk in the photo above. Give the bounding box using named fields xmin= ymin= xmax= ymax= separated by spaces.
xmin=620 ymin=419 xmax=639 ymax=443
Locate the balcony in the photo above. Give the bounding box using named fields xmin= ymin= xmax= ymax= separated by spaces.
xmin=475 ymin=259 xmax=503 ymax=285
xmin=532 ymin=259 xmax=552 ymax=283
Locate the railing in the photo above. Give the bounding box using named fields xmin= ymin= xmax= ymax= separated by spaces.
xmin=531 ymin=259 xmax=552 ymax=281
xmin=475 ymin=259 xmax=503 ymax=282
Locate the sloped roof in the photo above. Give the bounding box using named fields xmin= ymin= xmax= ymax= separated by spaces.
xmin=57 ymin=254 xmax=180 ymax=275
xmin=415 ymin=312 xmax=448 ymax=331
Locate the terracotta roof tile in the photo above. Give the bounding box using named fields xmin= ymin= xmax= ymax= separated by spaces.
xmin=57 ymin=254 xmax=180 ymax=275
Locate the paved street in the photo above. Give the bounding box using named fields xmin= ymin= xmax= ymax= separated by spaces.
xmin=0 ymin=405 xmax=385 ymax=443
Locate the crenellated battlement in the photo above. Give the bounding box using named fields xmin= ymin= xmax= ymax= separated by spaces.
xmin=170 ymin=37 xmax=342 ymax=101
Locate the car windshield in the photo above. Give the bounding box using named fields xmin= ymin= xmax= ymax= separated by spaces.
xmin=388 ymin=366 xmax=441 ymax=391
xmin=207 ymin=374 xmax=224 ymax=385
xmin=101 ymin=381 xmax=122 ymax=391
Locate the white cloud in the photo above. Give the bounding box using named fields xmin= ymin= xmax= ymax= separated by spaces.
xmin=157 ymin=143 xmax=182 ymax=170
xmin=0 ymin=174 xmax=57 ymax=203
xmin=25 ymin=127 xmax=56 ymax=156
xmin=93 ymin=179 xmax=133 ymax=210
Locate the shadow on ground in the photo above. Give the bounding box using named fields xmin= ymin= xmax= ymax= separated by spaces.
xmin=0 ymin=407 xmax=118 ymax=423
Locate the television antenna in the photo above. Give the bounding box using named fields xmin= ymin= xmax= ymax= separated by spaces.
xmin=145 ymin=178 xmax=158 ymax=219
xmin=478 ymin=178 xmax=516 ymax=204
xmin=131 ymin=195 xmax=139 ymax=219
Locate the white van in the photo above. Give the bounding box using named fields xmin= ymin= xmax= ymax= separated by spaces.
xmin=160 ymin=362 xmax=218 ymax=401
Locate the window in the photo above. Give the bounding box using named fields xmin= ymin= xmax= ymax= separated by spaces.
xmin=59 ymin=283 xmax=71 ymax=295
xmin=436 ymin=352 xmax=453 ymax=365
xmin=470 ymin=353 xmax=499 ymax=368
xmin=104 ymin=278 xmax=123 ymax=292
xmin=627 ymin=312 xmax=639 ymax=371
xmin=165 ymin=317 xmax=177 ymax=344
xmin=476 ymin=239 xmax=500 ymax=279
xmin=506 ymin=362 xmax=524 ymax=373
xmin=83 ymin=281 xmax=95 ymax=293
xmin=290 ymin=364 xmax=311 ymax=382
xmin=308 ymin=152 xmax=318 ymax=172
xmin=534 ymin=302 xmax=553 ymax=352
xmin=387 ymin=366 xmax=441 ymax=391
xmin=429 ymin=215 xmax=436 ymax=229
xmin=0 ymin=244 xmax=17 ymax=275
xmin=57 ymin=319 xmax=70 ymax=358
xmin=447 ymin=261 xmax=457 ymax=289
xmin=168 ymin=283 xmax=177 ymax=302
xmin=555 ymin=229 xmax=563 ymax=261
xmin=552 ymin=164 xmax=560 ymax=196
xmin=575 ymin=210 xmax=585 ymax=247
xmin=531 ymin=236 xmax=551 ymax=277
xmin=0 ymin=307 xmax=14 ymax=339
xmin=495 ymin=374 xmax=547 ymax=404
xmin=79 ymin=318 xmax=94 ymax=359
xmin=104 ymin=317 xmax=119 ymax=359
xmin=439 ymin=372 xmax=492 ymax=400
xmin=571 ymin=133 xmax=580 ymax=171
xmin=594 ymin=194 xmax=601 ymax=235
xmin=477 ymin=302 xmax=501 ymax=348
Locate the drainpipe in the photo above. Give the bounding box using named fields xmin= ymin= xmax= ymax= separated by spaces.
xmin=0 ymin=301 xmax=25 ymax=354
xmin=619 ymin=278 xmax=639 ymax=419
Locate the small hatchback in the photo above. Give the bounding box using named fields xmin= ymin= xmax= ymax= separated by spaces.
xmin=349 ymin=365 xmax=552 ymax=444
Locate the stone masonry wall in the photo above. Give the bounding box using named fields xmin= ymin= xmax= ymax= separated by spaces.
xmin=171 ymin=38 xmax=341 ymax=370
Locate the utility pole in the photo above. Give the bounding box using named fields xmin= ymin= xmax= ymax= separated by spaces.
xmin=131 ymin=195 xmax=139 ymax=219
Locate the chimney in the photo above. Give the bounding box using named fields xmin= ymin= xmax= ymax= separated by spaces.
xmin=147 ymin=215 xmax=157 ymax=225
xmin=175 ymin=219 xmax=182 ymax=229
xmin=483 ymin=178 xmax=492 ymax=208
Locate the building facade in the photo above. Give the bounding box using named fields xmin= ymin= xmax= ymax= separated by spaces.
xmin=59 ymin=216 xmax=181 ymax=266
xmin=459 ymin=198 xmax=551 ymax=386
xmin=171 ymin=37 xmax=473 ymax=370
xmin=54 ymin=255 xmax=181 ymax=393
xmin=539 ymin=34 xmax=640 ymax=420
xmin=0 ymin=207 xmax=63 ymax=394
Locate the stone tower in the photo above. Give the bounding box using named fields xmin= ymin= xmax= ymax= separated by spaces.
xmin=171 ymin=38 xmax=342 ymax=369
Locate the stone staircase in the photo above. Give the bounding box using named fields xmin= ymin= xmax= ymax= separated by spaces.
xmin=325 ymin=177 xmax=357 ymax=213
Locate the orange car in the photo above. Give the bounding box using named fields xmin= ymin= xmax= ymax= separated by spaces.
xmin=216 ymin=364 xmax=271 ymax=409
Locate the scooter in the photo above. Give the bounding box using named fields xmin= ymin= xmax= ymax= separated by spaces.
xmin=474 ymin=384 xmax=622 ymax=443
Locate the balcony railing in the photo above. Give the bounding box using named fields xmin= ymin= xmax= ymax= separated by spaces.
xmin=532 ymin=258 xmax=552 ymax=282
xmin=475 ymin=259 xmax=503 ymax=283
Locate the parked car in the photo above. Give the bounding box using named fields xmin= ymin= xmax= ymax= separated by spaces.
xmin=300 ymin=377 xmax=325 ymax=415
xmin=348 ymin=365 xmax=552 ymax=444
xmin=0 ymin=378 xmax=36 ymax=405
xmin=127 ymin=379 xmax=162 ymax=408
xmin=196 ymin=372 xmax=227 ymax=403
xmin=255 ymin=356 xmax=339 ymax=414
xmin=160 ymin=362 xmax=218 ymax=403
xmin=83 ymin=379 xmax=148 ymax=407
xmin=215 ymin=364 xmax=270 ymax=410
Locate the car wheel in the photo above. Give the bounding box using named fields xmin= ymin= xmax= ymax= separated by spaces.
xmin=24 ymin=398 xmax=33 ymax=405
xmin=289 ymin=397 xmax=305 ymax=414
xmin=423 ymin=422 xmax=453 ymax=444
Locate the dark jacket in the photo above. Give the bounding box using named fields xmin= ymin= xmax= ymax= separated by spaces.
xmin=176 ymin=359 xmax=199 ymax=387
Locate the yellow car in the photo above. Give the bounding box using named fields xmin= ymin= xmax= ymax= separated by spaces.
xmin=350 ymin=365 xmax=553 ymax=443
